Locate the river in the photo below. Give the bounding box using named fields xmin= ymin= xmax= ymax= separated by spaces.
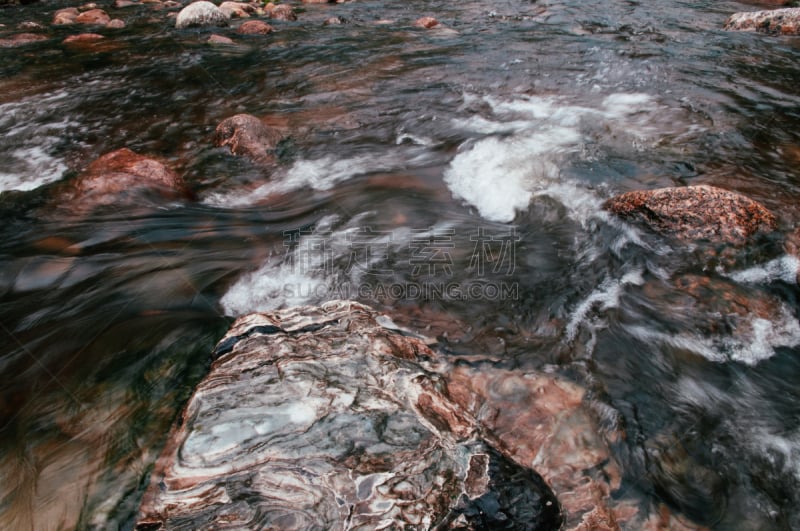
xmin=1 ymin=0 xmax=800 ymax=529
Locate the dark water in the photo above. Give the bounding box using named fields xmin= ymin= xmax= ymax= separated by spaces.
xmin=1 ymin=0 xmax=800 ymax=528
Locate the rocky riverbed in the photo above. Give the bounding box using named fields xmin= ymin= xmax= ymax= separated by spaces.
xmin=1 ymin=0 xmax=800 ymax=529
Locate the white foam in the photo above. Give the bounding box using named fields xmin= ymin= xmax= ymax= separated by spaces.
xmin=626 ymin=302 xmax=800 ymax=366
xmin=444 ymin=93 xmax=658 ymax=223
xmin=564 ymin=268 xmax=645 ymax=342
xmin=205 ymin=148 xmax=432 ymax=208
xmin=726 ymin=255 xmax=799 ymax=285
xmin=220 ymin=215 xmax=436 ymax=316
xmin=0 ymin=91 xmax=74 ymax=192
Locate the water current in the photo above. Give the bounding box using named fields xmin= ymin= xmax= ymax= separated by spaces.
xmin=2 ymin=0 xmax=800 ymax=528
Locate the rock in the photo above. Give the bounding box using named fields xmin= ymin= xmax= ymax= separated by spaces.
xmin=214 ymin=113 xmax=283 ymax=164
xmin=604 ymin=185 xmax=777 ymax=244
xmin=219 ymin=1 xmax=253 ymax=18
xmin=207 ymin=33 xmax=234 ymax=44
xmin=302 ymin=0 xmax=334 ymax=3
xmin=79 ymin=2 xmax=97 ymax=10
xmin=68 ymin=148 xmax=185 ymax=206
xmin=415 ymin=16 xmax=440 ymax=28
xmin=266 ymin=3 xmax=297 ymax=21
xmin=174 ymin=1 xmax=229 ymax=29
xmin=236 ymin=19 xmax=274 ymax=35
xmin=724 ymin=7 xmax=800 ymax=35
xmin=17 ymin=21 xmax=45 ymax=31
xmin=445 ymin=364 xmax=641 ymax=529
xmin=106 ymin=18 xmax=126 ymax=29
xmin=113 ymin=0 xmax=138 ymax=7
xmin=135 ymin=301 xmax=563 ymax=530
xmin=75 ymin=9 xmax=111 ymax=25
xmin=52 ymin=7 xmax=79 ymax=25
xmin=323 ymin=15 xmax=344 ymax=25
xmin=62 ymin=33 xmax=105 ymax=44
xmin=0 ymin=33 xmax=47 ymax=47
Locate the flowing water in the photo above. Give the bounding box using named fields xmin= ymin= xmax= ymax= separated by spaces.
xmin=1 ymin=0 xmax=800 ymax=528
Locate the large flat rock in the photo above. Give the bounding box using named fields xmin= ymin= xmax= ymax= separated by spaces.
xmin=724 ymin=7 xmax=800 ymax=35
xmin=136 ymin=301 xmax=562 ymax=530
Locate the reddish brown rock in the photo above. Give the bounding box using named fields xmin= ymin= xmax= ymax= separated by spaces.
xmin=214 ymin=113 xmax=284 ymax=164
xmin=207 ymin=33 xmax=234 ymax=44
xmin=236 ymin=19 xmax=274 ymax=35
xmin=446 ymin=364 xmax=638 ymax=529
xmin=302 ymin=0 xmax=334 ymax=3
xmin=219 ymin=1 xmax=253 ymax=18
xmin=106 ymin=19 xmax=126 ymax=29
xmin=113 ymin=0 xmax=138 ymax=7
xmin=415 ymin=16 xmax=440 ymax=28
xmin=52 ymin=7 xmax=79 ymax=25
xmin=604 ymin=185 xmax=777 ymax=244
xmin=69 ymin=148 xmax=185 ymax=206
xmin=266 ymin=3 xmax=297 ymax=21
xmin=724 ymin=7 xmax=800 ymax=34
xmin=62 ymin=33 xmax=105 ymax=44
xmin=75 ymin=9 xmax=111 ymax=25
xmin=0 ymin=33 xmax=47 ymax=47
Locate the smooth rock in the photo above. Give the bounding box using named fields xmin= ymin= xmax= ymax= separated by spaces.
xmin=135 ymin=301 xmax=563 ymax=530
xmin=175 ymin=1 xmax=229 ymax=29
xmin=236 ymin=19 xmax=273 ymax=34
xmin=106 ymin=18 xmax=126 ymax=29
xmin=52 ymin=7 xmax=79 ymax=25
xmin=207 ymin=33 xmax=234 ymax=44
xmin=604 ymin=184 xmax=777 ymax=244
xmin=415 ymin=16 xmax=440 ymax=28
xmin=219 ymin=1 xmax=253 ymax=18
xmin=62 ymin=33 xmax=105 ymax=44
xmin=113 ymin=0 xmax=138 ymax=7
xmin=68 ymin=148 xmax=185 ymax=206
xmin=266 ymin=3 xmax=297 ymax=21
xmin=214 ymin=113 xmax=283 ymax=164
xmin=323 ymin=15 xmax=343 ymax=25
xmin=75 ymin=9 xmax=111 ymax=25
xmin=724 ymin=7 xmax=800 ymax=34
xmin=0 ymin=33 xmax=47 ymax=47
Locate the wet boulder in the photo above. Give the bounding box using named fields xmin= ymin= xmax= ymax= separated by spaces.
xmin=604 ymin=185 xmax=777 ymax=244
xmin=175 ymin=1 xmax=229 ymax=29
xmin=214 ymin=113 xmax=284 ymax=164
xmin=219 ymin=1 xmax=254 ymax=19
xmin=415 ymin=16 xmax=440 ymax=29
xmin=135 ymin=301 xmax=562 ymax=530
xmin=724 ymin=7 xmax=800 ymax=34
xmin=52 ymin=7 xmax=79 ymax=25
xmin=0 ymin=33 xmax=47 ymax=47
xmin=266 ymin=3 xmax=297 ymax=21
xmin=74 ymin=8 xmax=110 ymax=25
xmin=67 ymin=148 xmax=185 ymax=206
xmin=236 ymin=19 xmax=273 ymax=35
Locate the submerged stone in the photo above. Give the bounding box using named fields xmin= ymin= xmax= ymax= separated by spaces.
xmin=214 ymin=113 xmax=284 ymax=164
xmin=604 ymin=185 xmax=777 ymax=244
xmin=135 ymin=301 xmax=562 ymax=530
xmin=68 ymin=148 xmax=185 ymax=207
xmin=724 ymin=7 xmax=800 ymax=34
